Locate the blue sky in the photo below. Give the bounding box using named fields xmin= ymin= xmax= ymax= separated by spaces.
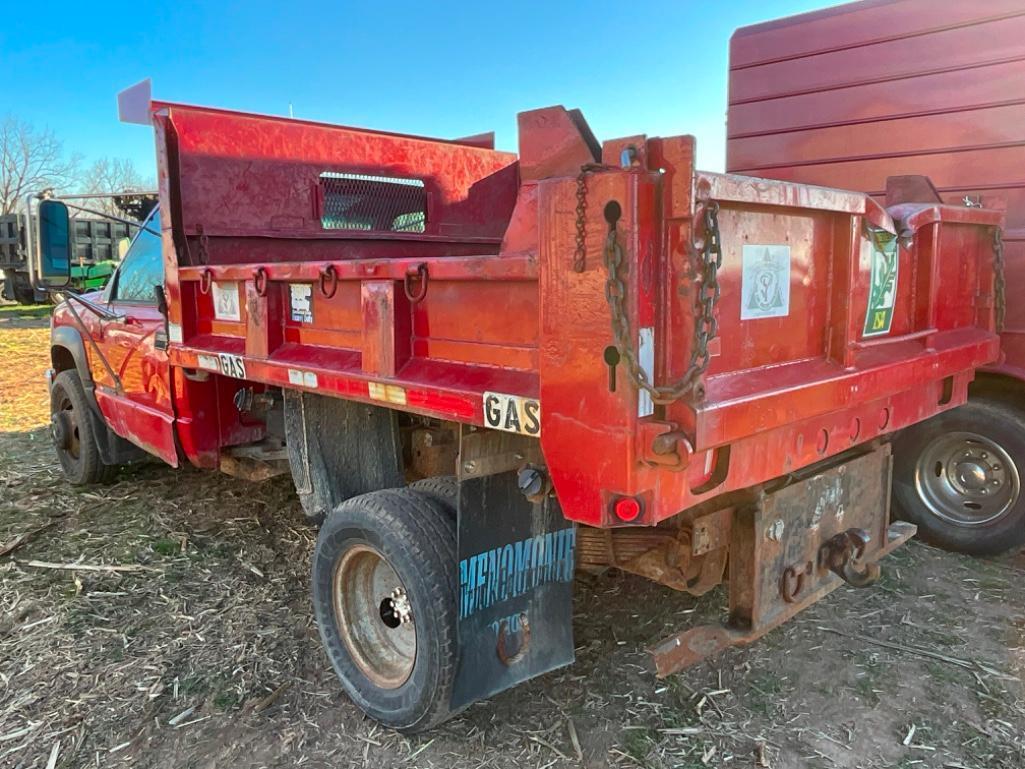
xmin=0 ymin=1 xmax=840 ymax=178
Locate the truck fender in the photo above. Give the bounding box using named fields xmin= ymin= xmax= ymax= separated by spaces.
xmin=49 ymin=326 xmax=147 ymax=466
xmin=51 ymin=325 xmax=95 ymax=388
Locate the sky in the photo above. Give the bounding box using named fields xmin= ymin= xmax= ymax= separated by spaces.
xmin=0 ymin=1 xmax=843 ymax=179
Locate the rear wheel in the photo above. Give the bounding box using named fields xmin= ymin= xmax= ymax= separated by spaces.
xmin=409 ymin=475 xmax=457 ymax=518
xmin=50 ymin=370 xmax=116 ymax=485
xmin=892 ymin=399 xmax=1025 ymax=555
xmin=312 ymin=488 xmax=458 ymax=732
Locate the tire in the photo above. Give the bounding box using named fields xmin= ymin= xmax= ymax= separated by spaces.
xmin=13 ymin=282 xmax=35 ymax=305
xmin=49 ymin=370 xmax=116 ymax=485
xmin=409 ymin=475 xmax=457 ymax=519
xmin=312 ymin=488 xmax=459 ymax=732
xmin=892 ymin=398 xmax=1025 ymax=556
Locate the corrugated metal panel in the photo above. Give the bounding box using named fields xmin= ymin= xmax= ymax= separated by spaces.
xmin=727 ymin=0 xmax=1025 ymax=358
xmin=730 ymin=13 xmax=1025 ymax=104
xmin=728 ymin=59 xmax=1025 ymax=138
xmin=727 ymin=0 xmax=1025 ymax=232
xmin=729 ymin=0 xmax=1025 ymax=69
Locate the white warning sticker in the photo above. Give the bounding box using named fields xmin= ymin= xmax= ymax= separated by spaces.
xmin=289 ymin=283 xmax=313 ymax=323
xmin=197 ymin=355 xmax=220 ymax=372
xmin=741 ymin=245 xmax=791 ymax=320
xmin=212 ymin=281 xmax=241 ymax=322
xmin=288 ymin=369 xmax=319 ymax=388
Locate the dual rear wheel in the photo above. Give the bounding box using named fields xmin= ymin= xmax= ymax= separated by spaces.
xmin=312 ymin=485 xmax=460 ymax=732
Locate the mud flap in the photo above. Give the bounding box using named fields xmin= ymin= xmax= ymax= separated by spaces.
xmin=451 ymin=469 xmax=576 ymax=710
xmin=283 ymin=390 xmax=403 ymax=521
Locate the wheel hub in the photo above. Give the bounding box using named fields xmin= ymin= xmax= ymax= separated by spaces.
xmin=51 ymin=411 xmax=74 ymax=451
xmin=954 ymin=459 xmax=991 ymax=491
xmin=915 ymin=432 xmax=1020 ymax=526
xmin=333 ymin=545 xmax=416 ymax=689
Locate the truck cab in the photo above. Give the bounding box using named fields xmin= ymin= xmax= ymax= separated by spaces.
xmin=48 ymin=205 xmax=176 ymax=481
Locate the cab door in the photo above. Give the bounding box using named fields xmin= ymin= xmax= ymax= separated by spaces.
xmin=92 ymin=208 xmax=179 ymax=466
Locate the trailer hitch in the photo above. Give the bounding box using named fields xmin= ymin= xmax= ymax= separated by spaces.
xmin=818 ymin=528 xmax=880 ymax=588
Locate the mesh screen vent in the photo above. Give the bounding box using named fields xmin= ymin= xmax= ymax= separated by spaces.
xmin=319 ymin=172 xmax=426 ymax=233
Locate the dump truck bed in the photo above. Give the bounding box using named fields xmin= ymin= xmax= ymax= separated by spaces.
xmin=140 ymin=97 xmax=1002 ymax=528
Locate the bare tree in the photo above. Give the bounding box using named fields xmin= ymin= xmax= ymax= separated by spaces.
xmin=0 ymin=116 xmax=80 ymax=215
xmin=80 ymin=157 xmax=154 ymax=215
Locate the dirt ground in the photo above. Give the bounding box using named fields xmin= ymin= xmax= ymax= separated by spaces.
xmin=1 ymin=304 xmax=1024 ymax=769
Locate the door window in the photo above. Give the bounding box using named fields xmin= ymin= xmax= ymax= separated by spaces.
xmin=113 ymin=209 xmax=163 ymax=303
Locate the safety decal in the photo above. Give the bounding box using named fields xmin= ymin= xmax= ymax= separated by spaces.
xmin=211 ymin=281 xmax=241 ymax=322
xmin=483 ymin=392 xmax=540 ymax=437
xmin=289 ymin=283 xmax=313 ymax=323
xmin=863 ymin=228 xmax=899 ymax=337
xmin=287 ymin=368 xmax=319 ymax=388
xmin=368 ymin=382 xmax=407 ymax=405
xmin=741 ymin=245 xmax=791 ymax=320
xmin=197 ymin=354 xmax=219 ymax=372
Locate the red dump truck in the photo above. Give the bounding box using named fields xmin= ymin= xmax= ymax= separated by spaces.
xmin=728 ymin=0 xmax=1025 ymax=555
xmin=33 ymin=79 xmax=1001 ymax=731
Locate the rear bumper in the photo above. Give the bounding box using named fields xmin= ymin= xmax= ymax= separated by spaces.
xmin=648 ymin=445 xmax=915 ymax=675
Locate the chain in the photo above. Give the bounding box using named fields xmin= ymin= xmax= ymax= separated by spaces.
xmin=603 ymin=200 xmax=722 ymax=404
xmin=573 ymin=163 xmax=609 ymax=273
xmin=993 ymin=227 xmax=1006 ymax=332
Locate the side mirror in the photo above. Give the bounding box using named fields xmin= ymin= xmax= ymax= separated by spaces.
xmin=153 ymin=284 xmax=168 ymax=315
xmin=38 ymin=199 xmax=72 ymax=287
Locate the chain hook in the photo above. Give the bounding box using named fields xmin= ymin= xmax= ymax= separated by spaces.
xmin=253 ymin=267 xmax=269 ymax=297
xmin=404 ymin=262 xmax=429 ymax=303
xmin=198 ymin=269 xmax=212 ymax=295
xmin=319 ymin=264 xmax=338 ymax=299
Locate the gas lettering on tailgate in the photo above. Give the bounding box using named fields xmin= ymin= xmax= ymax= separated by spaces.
xmin=483 ymin=392 xmax=540 ymax=436
xmin=217 ymin=353 xmax=247 ymax=379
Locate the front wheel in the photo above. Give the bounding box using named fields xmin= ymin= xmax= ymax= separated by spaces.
xmin=892 ymin=399 xmax=1025 ymax=556
xmin=50 ymin=370 xmax=116 ymax=485
xmin=312 ymin=488 xmax=459 ymax=732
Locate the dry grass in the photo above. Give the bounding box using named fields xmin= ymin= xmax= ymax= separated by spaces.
xmin=1 ymin=312 xmax=1023 ymax=769
xmin=0 ymin=305 xmax=51 ymax=433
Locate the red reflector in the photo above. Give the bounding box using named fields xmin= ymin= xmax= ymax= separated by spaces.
xmin=613 ymin=496 xmax=641 ymax=522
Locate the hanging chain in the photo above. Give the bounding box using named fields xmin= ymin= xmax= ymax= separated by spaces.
xmin=993 ymin=227 xmax=1006 ymax=332
xmin=602 ymin=200 xmax=723 ymax=404
xmin=573 ymin=163 xmax=610 ymax=273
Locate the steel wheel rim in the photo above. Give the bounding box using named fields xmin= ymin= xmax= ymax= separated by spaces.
xmin=914 ymin=431 xmax=1020 ymax=527
xmin=333 ymin=544 xmax=416 ymax=689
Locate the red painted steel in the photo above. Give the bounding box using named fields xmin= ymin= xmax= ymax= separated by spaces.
xmin=727 ymin=0 xmax=1025 ymax=385
xmin=56 ymin=92 xmax=1001 ymax=529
